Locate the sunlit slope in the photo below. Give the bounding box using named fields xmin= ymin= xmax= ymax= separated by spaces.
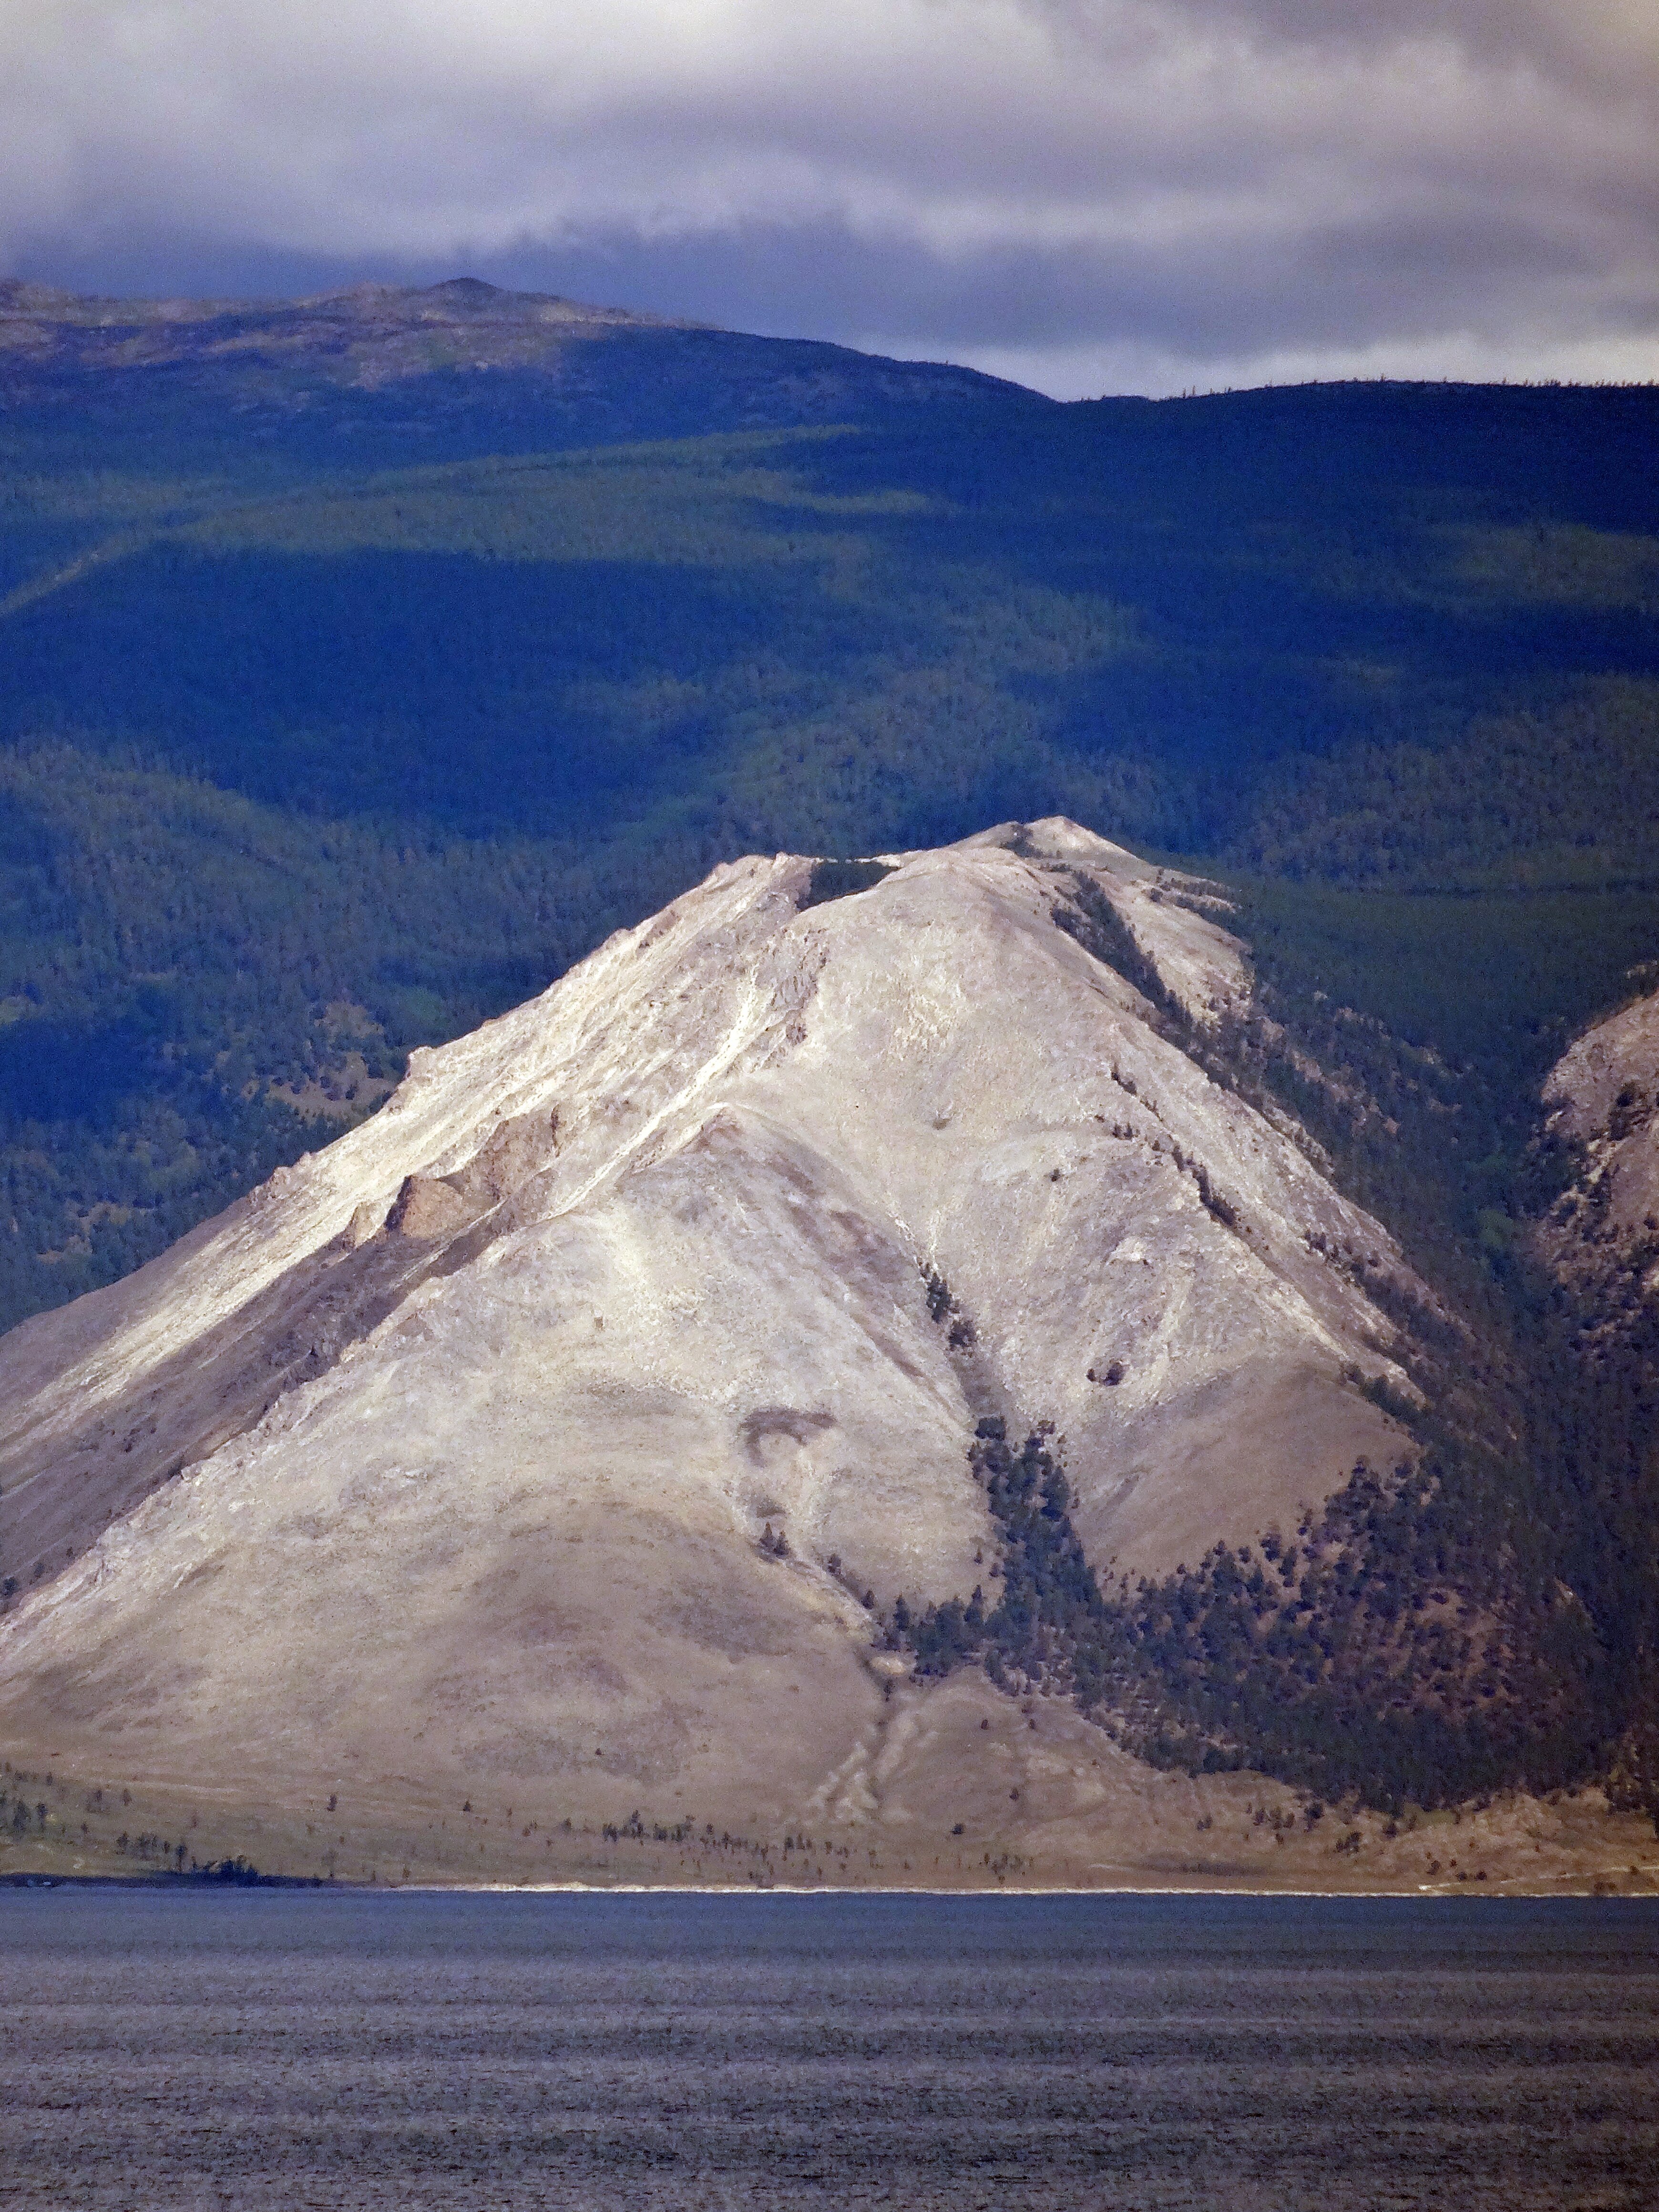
xmin=0 ymin=429 xmax=1137 ymax=839
xmin=6 ymin=386 xmax=1658 ymax=863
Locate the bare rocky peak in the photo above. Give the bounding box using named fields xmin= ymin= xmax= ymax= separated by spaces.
xmin=0 ymin=820 xmax=1423 ymax=1840
xmin=1538 ymin=981 xmax=1659 ymax=1307
xmin=0 ymin=275 xmax=672 ymax=386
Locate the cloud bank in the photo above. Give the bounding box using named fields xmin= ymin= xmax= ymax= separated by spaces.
xmin=3 ymin=0 xmax=1656 ymax=394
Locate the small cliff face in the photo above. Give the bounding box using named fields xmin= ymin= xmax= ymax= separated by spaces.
xmin=0 ymin=820 xmax=1422 ymax=1839
xmin=1538 ymin=984 xmax=1659 ymax=1321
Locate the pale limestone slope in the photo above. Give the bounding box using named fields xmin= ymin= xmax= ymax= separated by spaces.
xmin=0 ymin=821 xmax=1417 ymax=1830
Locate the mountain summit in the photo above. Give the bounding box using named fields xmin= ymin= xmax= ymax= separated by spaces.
xmin=0 ymin=275 xmax=671 ymax=381
xmin=0 ymin=273 xmax=1024 ymax=414
xmin=0 ymin=822 xmax=1431 ymax=1865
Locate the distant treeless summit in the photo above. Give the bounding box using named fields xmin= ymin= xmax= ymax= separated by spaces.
xmin=0 ymin=274 xmax=679 ymax=386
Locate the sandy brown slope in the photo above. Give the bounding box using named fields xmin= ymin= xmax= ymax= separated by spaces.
xmin=0 ymin=820 xmax=1422 ymax=1854
xmin=8 ymin=1674 xmax=1657 ymax=1899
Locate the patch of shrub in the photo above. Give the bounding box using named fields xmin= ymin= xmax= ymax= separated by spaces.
xmin=799 ymin=859 xmax=895 ymax=910
xmin=893 ymin=1414 xmax=1622 ymax=1812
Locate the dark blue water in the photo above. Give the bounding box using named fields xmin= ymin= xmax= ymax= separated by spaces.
xmin=1 ymin=1890 xmax=1656 ymax=2210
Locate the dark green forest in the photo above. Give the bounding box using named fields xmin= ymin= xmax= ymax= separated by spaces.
xmin=0 ymin=341 xmax=1656 ymax=1345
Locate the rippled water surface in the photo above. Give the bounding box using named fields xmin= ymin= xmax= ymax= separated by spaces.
xmin=3 ymin=1888 xmax=1657 ymax=2210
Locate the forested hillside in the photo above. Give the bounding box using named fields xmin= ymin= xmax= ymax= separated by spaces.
xmin=1 ymin=283 xmax=1657 ymax=1330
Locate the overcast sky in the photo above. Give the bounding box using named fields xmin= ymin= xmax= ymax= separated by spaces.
xmin=4 ymin=0 xmax=1657 ymax=396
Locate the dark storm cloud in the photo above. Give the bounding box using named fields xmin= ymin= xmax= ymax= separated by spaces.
xmin=2 ymin=0 xmax=1655 ymax=394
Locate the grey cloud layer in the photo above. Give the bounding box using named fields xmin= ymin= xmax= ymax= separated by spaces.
xmin=3 ymin=0 xmax=1655 ymax=394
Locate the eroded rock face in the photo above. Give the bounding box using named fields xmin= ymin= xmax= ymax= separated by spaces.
xmin=0 ymin=820 xmax=1423 ymax=1831
xmin=1538 ymin=985 xmax=1659 ymax=1319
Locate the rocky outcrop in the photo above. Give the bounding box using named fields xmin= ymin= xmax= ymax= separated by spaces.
xmin=0 ymin=820 xmax=1425 ymax=1838
xmin=1538 ymin=983 xmax=1659 ymax=1323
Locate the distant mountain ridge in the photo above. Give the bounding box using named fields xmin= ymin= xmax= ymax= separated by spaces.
xmin=0 ymin=272 xmax=671 ymax=328
xmin=0 ymin=272 xmax=1031 ymax=421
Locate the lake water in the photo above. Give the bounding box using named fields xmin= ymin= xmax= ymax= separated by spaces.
xmin=2 ymin=1888 xmax=1656 ymax=2210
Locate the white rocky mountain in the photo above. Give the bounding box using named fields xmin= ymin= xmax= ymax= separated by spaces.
xmin=0 ymin=820 xmax=1421 ymax=1842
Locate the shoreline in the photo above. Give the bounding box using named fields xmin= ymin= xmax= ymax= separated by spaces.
xmin=8 ymin=1869 xmax=1658 ymax=1901
xmin=8 ymin=1746 xmax=1657 ymax=1900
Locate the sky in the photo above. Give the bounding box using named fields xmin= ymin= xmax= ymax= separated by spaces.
xmin=4 ymin=0 xmax=1657 ymax=398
